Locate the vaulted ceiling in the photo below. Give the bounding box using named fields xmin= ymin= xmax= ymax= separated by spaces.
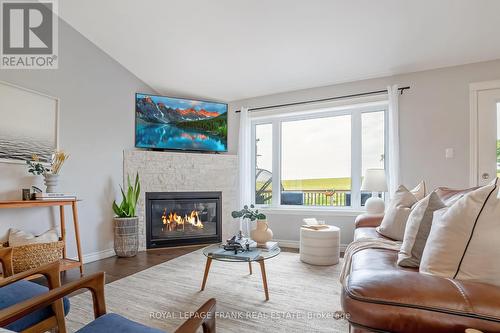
xmin=59 ymin=0 xmax=500 ymax=101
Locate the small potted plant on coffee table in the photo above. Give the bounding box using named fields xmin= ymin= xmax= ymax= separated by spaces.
xmin=231 ymin=205 xmax=272 ymax=245
xmin=112 ymin=173 xmax=140 ymax=257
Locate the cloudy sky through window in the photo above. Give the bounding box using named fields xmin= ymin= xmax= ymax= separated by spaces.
xmin=256 ymin=111 xmax=385 ymax=182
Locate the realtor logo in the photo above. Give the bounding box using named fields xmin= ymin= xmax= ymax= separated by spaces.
xmin=1 ymin=0 xmax=58 ymax=69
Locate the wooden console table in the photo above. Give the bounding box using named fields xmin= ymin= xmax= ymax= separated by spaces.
xmin=0 ymin=199 xmax=83 ymax=275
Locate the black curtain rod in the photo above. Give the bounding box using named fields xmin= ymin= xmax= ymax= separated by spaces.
xmin=235 ymin=86 xmax=410 ymax=113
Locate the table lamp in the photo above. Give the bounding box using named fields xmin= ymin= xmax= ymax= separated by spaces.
xmin=361 ymin=168 xmax=387 ymax=215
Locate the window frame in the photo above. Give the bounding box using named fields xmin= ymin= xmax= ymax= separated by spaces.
xmin=251 ymin=102 xmax=388 ymax=211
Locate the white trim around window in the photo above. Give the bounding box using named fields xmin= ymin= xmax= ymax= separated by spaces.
xmin=250 ymin=99 xmax=388 ymax=212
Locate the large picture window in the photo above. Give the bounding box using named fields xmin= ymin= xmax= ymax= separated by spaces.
xmin=252 ymin=104 xmax=387 ymax=209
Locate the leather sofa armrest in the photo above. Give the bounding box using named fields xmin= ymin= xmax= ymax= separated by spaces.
xmin=355 ymin=214 xmax=383 ymax=228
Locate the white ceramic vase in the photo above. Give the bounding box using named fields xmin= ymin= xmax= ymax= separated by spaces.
xmin=251 ymin=219 xmax=273 ymax=245
xmin=43 ymin=173 xmax=59 ymax=193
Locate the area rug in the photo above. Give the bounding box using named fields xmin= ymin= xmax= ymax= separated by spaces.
xmin=66 ymin=250 xmax=349 ymax=332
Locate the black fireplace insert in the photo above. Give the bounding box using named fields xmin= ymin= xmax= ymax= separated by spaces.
xmin=146 ymin=191 xmax=222 ymax=248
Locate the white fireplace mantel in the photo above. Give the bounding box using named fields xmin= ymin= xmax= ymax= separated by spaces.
xmin=123 ymin=149 xmax=239 ymax=251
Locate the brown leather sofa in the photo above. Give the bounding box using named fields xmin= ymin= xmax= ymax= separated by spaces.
xmin=341 ymin=210 xmax=500 ymax=332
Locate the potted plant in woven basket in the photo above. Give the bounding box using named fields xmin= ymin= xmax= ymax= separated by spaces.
xmin=112 ymin=173 xmax=140 ymax=257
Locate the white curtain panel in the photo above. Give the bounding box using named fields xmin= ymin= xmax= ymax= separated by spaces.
xmin=387 ymin=85 xmax=401 ymax=197
xmin=238 ymin=107 xmax=252 ymax=207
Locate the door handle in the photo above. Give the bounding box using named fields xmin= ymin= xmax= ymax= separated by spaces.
xmin=482 ymin=173 xmax=490 ymax=180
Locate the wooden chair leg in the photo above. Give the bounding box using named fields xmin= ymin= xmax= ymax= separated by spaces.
xmin=52 ymin=298 xmax=67 ymax=333
xmin=175 ymin=298 xmax=216 ymax=333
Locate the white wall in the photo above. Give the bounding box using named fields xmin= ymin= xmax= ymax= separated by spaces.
xmin=0 ymin=19 xmax=154 ymax=261
xmin=229 ymin=59 xmax=500 ymax=244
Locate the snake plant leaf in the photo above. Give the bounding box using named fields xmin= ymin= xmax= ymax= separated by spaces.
xmin=113 ymin=173 xmax=141 ymax=218
xmin=134 ymin=173 xmax=140 ymax=205
xmin=112 ymin=201 xmax=121 ymax=216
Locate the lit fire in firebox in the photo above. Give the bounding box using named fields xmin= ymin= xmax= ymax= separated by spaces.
xmin=161 ymin=208 xmax=204 ymax=231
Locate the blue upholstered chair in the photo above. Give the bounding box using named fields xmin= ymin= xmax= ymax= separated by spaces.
xmin=0 ymin=248 xmax=70 ymax=333
xmin=0 ymin=265 xmax=217 ymax=333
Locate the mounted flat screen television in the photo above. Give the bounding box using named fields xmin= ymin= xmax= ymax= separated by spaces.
xmin=135 ymin=93 xmax=228 ymax=152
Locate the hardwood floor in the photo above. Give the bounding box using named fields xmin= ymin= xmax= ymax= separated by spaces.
xmin=61 ymin=245 xmax=205 ymax=285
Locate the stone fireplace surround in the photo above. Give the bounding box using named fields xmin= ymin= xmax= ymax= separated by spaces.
xmin=123 ymin=150 xmax=239 ymax=251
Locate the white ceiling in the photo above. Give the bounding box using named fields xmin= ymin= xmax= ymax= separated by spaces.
xmin=59 ymin=0 xmax=500 ymax=102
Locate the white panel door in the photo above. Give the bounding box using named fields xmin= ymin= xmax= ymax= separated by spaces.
xmin=476 ymin=88 xmax=500 ymax=186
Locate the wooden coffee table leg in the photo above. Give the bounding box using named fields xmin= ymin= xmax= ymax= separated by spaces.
xmin=201 ymin=257 xmax=212 ymax=291
xmin=258 ymin=259 xmax=269 ymax=301
xmin=248 ymin=262 xmax=252 ymax=275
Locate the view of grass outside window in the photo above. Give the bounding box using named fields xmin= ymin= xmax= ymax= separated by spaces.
xmin=254 ymin=107 xmax=387 ymax=208
xmin=361 ymin=111 xmax=385 ymax=205
xmin=281 ymin=115 xmax=352 ymax=206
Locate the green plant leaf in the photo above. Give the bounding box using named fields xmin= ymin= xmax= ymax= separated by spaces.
xmin=113 ymin=201 xmax=126 ymax=216
xmin=134 ymin=174 xmax=140 ymax=206
xmin=126 ymin=186 xmax=134 ymax=216
xmin=120 ymin=186 xmax=127 ymax=202
xmin=112 ymin=173 xmax=141 ymax=218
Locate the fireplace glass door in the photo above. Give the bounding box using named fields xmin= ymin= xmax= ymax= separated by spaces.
xmin=146 ymin=192 xmax=222 ymax=248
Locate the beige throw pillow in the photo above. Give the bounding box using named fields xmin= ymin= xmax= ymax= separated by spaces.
xmin=411 ymin=181 xmax=426 ymax=201
xmin=8 ymin=228 xmax=59 ymax=247
xmin=420 ymin=178 xmax=500 ymax=286
xmin=398 ymin=192 xmax=445 ymax=267
xmin=376 ymin=185 xmax=418 ymax=240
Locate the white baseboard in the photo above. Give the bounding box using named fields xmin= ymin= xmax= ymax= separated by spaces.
xmin=73 ymin=248 xmax=115 ymax=264
xmin=276 ymin=239 xmax=347 ymax=252
xmin=276 ymin=239 xmax=300 ymax=248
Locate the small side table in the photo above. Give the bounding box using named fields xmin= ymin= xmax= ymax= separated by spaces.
xmin=0 ymin=199 xmax=84 ymax=275
xmin=300 ymin=225 xmax=340 ymax=265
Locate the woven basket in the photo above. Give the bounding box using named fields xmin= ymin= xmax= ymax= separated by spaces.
xmin=114 ymin=217 xmax=139 ymax=257
xmin=2 ymin=239 xmax=64 ymax=274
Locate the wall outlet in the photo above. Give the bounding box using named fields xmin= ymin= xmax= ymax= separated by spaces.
xmin=445 ymin=148 xmax=454 ymax=159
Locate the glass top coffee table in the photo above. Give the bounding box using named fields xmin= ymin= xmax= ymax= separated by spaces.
xmin=201 ymin=244 xmax=281 ymax=301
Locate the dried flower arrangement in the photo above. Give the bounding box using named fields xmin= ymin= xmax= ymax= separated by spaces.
xmin=26 ymin=151 xmax=70 ymax=176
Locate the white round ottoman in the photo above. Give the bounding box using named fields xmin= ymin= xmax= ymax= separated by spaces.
xmin=300 ymin=225 xmax=340 ymax=265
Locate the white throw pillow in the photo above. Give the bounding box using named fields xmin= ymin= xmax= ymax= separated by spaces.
xmin=8 ymin=228 xmax=59 ymax=247
xmin=376 ymin=185 xmax=418 ymax=240
xmin=420 ymin=178 xmax=500 ymax=286
xmin=398 ymin=192 xmax=445 ymax=267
